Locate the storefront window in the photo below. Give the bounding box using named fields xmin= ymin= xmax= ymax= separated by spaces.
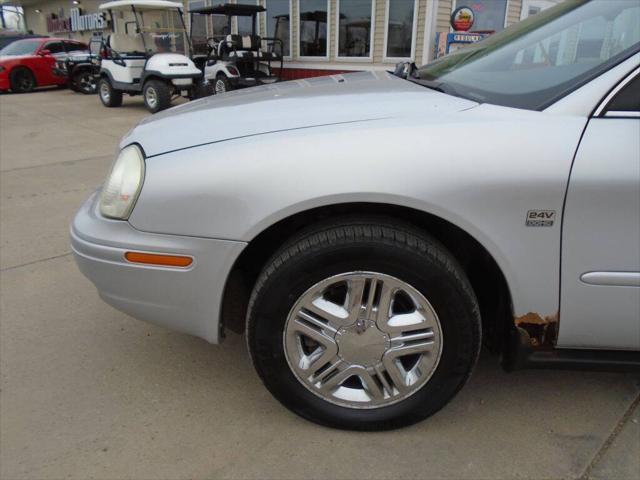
xmin=189 ymin=0 xmax=208 ymax=54
xmin=385 ymin=0 xmax=417 ymax=59
xmin=338 ymin=0 xmax=373 ymax=58
xmin=454 ymin=0 xmax=508 ymax=32
xmin=265 ymin=0 xmax=291 ymax=57
xmin=299 ymin=0 xmax=329 ymax=57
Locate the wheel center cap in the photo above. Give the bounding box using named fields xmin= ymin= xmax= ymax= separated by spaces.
xmin=335 ymin=321 xmax=390 ymax=368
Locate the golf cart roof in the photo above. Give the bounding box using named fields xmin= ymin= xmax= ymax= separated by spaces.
xmin=190 ymin=3 xmax=265 ymax=16
xmin=99 ymin=0 xmax=183 ymax=11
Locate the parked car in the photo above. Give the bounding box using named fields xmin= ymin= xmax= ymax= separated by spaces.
xmin=0 ymin=33 xmax=47 ymax=50
xmin=71 ymin=0 xmax=640 ymax=430
xmin=56 ymin=38 xmax=103 ymax=95
xmin=0 ymin=37 xmax=87 ymax=93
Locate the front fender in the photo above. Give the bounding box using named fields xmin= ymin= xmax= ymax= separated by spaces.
xmin=128 ymin=106 xmax=587 ymax=320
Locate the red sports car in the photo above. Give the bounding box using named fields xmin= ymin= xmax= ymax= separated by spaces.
xmin=0 ymin=37 xmax=88 ymax=93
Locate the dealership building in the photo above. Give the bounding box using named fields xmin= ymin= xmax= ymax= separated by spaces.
xmin=10 ymin=0 xmax=561 ymax=78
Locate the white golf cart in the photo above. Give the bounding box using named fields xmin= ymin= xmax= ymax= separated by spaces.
xmin=97 ymin=0 xmax=205 ymax=113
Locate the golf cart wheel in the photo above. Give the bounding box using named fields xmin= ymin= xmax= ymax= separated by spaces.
xmin=143 ymin=79 xmax=171 ymax=113
xmin=9 ymin=67 xmax=36 ymax=93
xmin=214 ymin=74 xmax=231 ymax=94
xmin=73 ymin=70 xmax=97 ymax=94
xmin=98 ymin=78 xmax=123 ymax=107
xmin=247 ymin=217 xmax=482 ymax=431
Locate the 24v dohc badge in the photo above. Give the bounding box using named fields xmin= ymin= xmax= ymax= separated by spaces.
xmin=526 ymin=210 xmax=556 ymax=227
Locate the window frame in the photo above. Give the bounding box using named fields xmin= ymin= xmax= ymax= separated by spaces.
xmin=63 ymin=41 xmax=86 ymax=53
xmin=297 ymin=0 xmax=331 ymax=61
xmin=234 ymin=0 xmax=261 ymax=36
xmin=594 ymin=66 xmax=640 ymax=118
xmin=42 ymin=41 xmax=65 ymax=55
xmin=382 ymin=0 xmax=419 ymax=64
xmin=335 ymin=0 xmax=376 ymax=62
xmin=263 ymin=0 xmax=293 ymax=60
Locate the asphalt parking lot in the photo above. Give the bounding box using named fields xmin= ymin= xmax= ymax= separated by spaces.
xmin=1 ymin=89 xmax=639 ymax=480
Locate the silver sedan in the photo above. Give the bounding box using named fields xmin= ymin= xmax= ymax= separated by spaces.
xmin=71 ymin=0 xmax=640 ymax=430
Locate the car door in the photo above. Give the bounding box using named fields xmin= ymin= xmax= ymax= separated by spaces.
xmin=559 ymin=68 xmax=640 ymax=350
xmin=36 ymin=41 xmax=66 ymax=85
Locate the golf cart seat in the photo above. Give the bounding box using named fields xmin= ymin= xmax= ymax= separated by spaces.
xmin=220 ymin=34 xmax=260 ymax=59
xmin=220 ymin=34 xmax=281 ymax=61
xmin=108 ymin=33 xmax=147 ymax=56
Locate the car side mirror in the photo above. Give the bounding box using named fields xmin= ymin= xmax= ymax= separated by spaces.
xmin=206 ymin=59 xmax=217 ymax=66
xmin=39 ymin=49 xmax=52 ymax=56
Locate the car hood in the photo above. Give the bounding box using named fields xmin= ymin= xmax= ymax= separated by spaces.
xmin=0 ymin=55 xmax=33 ymax=63
xmin=123 ymin=71 xmax=479 ymax=157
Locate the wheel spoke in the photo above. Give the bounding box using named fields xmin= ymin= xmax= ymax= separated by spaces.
xmin=310 ymin=358 xmax=344 ymax=384
xmin=304 ymin=300 xmax=350 ymax=329
xmin=346 ymin=277 xmax=367 ymax=322
xmin=291 ymin=317 xmax=337 ymax=352
xmin=386 ymin=336 xmax=435 ymax=357
xmin=374 ymin=365 xmax=395 ymax=396
xmin=297 ymin=309 xmax=338 ymax=335
xmin=374 ymin=281 xmax=396 ymax=328
xmin=380 ymin=357 xmax=410 ymax=393
xmin=357 ymin=368 xmax=386 ymax=401
xmin=318 ymin=365 xmax=356 ymax=394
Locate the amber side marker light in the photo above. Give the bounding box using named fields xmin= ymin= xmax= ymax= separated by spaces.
xmin=124 ymin=252 xmax=193 ymax=268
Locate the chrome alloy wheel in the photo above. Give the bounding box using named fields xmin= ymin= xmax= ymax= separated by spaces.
xmin=215 ymin=79 xmax=226 ymax=94
xmin=284 ymin=272 xmax=443 ymax=409
xmin=100 ymin=81 xmax=110 ymax=102
xmin=78 ymin=73 xmax=96 ymax=93
xmin=145 ymin=86 xmax=158 ymax=109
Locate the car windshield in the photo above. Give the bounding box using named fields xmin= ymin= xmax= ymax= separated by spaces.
xmin=135 ymin=8 xmax=189 ymax=55
xmin=0 ymin=39 xmax=41 ymax=56
xmin=415 ymin=0 xmax=640 ymax=110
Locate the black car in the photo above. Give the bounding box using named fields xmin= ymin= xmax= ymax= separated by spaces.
xmin=56 ymin=51 xmax=101 ymax=94
xmin=55 ymin=38 xmax=102 ymax=95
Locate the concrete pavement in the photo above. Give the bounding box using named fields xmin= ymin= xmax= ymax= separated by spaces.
xmin=1 ymin=89 xmax=639 ymax=480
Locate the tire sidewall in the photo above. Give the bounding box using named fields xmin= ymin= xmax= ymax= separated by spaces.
xmin=98 ymin=78 xmax=114 ymax=106
xmin=143 ymin=80 xmax=171 ymax=113
xmin=248 ymin=236 xmax=480 ymax=430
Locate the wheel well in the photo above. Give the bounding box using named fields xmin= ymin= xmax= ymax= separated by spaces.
xmin=143 ymin=75 xmax=170 ymax=86
xmin=72 ymin=65 xmax=92 ymax=75
xmin=220 ymin=203 xmax=513 ymax=352
xmin=10 ymin=66 xmax=34 ymax=77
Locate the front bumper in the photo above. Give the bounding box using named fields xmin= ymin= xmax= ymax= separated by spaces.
xmin=70 ymin=193 xmax=246 ymax=343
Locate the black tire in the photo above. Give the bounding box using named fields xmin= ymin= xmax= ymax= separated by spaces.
xmin=143 ymin=79 xmax=172 ymax=113
xmin=9 ymin=67 xmax=36 ymax=93
xmin=247 ymin=217 xmax=481 ymax=431
xmin=98 ymin=77 xmax=122 ymax=107
xmin=73 ymin=70 xmax=97 ymax=94
xmin=214 ymin=73 xmax=231 ymax=94
xmin=192 ymin=80 xmax=214 ymax=99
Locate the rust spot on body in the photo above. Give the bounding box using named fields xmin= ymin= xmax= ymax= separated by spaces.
xmin=515 ymin=312 xmax=559 ymax=348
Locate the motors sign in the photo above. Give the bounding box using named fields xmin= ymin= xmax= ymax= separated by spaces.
xmin=47 ymin=8 xmax=106 ymax=33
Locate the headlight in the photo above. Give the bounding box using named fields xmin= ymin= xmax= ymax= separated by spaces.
xmin=99 ymin=144 xmax=145 ymax=219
